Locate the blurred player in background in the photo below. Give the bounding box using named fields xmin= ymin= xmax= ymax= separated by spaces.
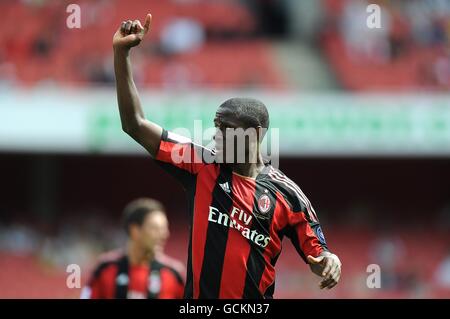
xmin=81 ymin=198 xmax=184 ymax=299
xmin=113 ymin=13 xmax=341 ymax=299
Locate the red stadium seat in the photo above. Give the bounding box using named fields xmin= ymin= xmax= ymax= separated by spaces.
xmin=0 ymin=0 xmax=284 ymax=89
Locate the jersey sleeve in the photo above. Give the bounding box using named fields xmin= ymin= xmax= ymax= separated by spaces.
xmin=80 ymin=258 xmax=118 ymax=299
xmin=281 ymin=184 xmax=328 ymax=263
xmin=80 ymin=264 xmax=105 ymax=299
xmin=158 ymin=268 xmax=185 ymax=299
xmin=154 ymin=129 xmax=214 ymax=187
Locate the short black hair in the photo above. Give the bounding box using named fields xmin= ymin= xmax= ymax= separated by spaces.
xmin=122 ymin=198 xmax=165 ymax=235
xmin=218 ymin=98 xmax=270 ymax=129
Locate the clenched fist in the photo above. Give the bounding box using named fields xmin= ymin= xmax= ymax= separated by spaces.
xmin=113 ymin=14 xmax=152 ymax=51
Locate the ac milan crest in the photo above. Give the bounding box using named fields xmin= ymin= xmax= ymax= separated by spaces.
xmin=258 ymin=194 xmax=271 ymax=214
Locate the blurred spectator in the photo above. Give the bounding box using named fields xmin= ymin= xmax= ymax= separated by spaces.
xmin=160 ymin=18 xmax=205 ymax=55
xmin=0 ymin=213 xmax=125 ymax=269
xmin=245 ymin=0 xmax=288 ymax=37
xmin=161 ymin=62 xmax=203 ymax=89
xmin=321 ymin=0 xmax=450 ymax=90
xmin=341 ymin=0 xmax=391 ymax=63
xmin=432 ymin=49 xmax=450 ymax=88
xmin=388 ymin=7 xmax=412 ymax=60
xmin=0 ymin=54 xmax=17 ymax=87
xmin=32 ymin=35 xmax=53 ymax=58
xmin=84 ymin=55 xmax=115 ymax=85
xmin=370 ymin=234 xmax=406 ymax=290
xmin=0 ymin=223 xmax=41 ymax=255
xmin=434 ymin=248 xmax=450 ymax=289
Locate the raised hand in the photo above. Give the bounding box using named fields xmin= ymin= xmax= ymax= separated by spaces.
xmin=113 ymin=14 xmax=152 ymax=50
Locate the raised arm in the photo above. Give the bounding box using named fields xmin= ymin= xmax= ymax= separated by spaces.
xmin=113 ymin=13 xmax=162 ymax=157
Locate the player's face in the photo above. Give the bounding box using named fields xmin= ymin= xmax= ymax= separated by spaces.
xmin=214 ymin=107 xmax=258 ymax=164
xmin=138 ymin=211 xmax=170 ymax=254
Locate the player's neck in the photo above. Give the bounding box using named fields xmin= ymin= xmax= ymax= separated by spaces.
xmin=127 ymin=241 xmax=154 ymax=265
xmin=230 ymin=153 xmax=265 ymax=179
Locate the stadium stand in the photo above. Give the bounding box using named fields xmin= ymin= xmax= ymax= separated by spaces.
xmin=321 ymin=0 xmax=450 ymax=91
xmin=1 ymin=223 xmax=449 ymax=298
xmin=0 ymin=0 xmax=285 ymax=89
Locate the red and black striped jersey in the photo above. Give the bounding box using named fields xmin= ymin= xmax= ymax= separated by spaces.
xmin=81 ymin=250 xmax=185 ymax=299
xmin=155 ymin=129 xmax=328 ymax=299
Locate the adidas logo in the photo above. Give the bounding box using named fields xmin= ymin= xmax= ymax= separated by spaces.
xmin=219 ymin=182 xmax=231 ymax=193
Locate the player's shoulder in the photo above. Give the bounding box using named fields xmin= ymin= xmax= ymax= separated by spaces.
xmin=265 ymin=166 xmax=308 ymax=213
xmin=92 ymin=249 xmax=124 ymax=276
xmin=162 ymin=130 xmax=192 ymax=144
xmin=266 ymin=166 xmax=298 ymax=187
xmin=265 ymin=166 xmax=301 ymax=196
xmin=163 ymin=130 xmax=213 ymax=152
xmin=163 ymin=129 xmax=216 ymax=162
xmin=155 ymin=253 xmax=186 ymax=282
xmin=156 ymin=253 xmax=185 ymax=274
xmin=96 ymin=248 xmax=124 ymax=264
